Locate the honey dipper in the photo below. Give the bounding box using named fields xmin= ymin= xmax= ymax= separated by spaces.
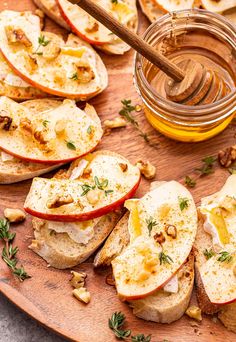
xmin=68 ymin=0 xmax=229 ymax=105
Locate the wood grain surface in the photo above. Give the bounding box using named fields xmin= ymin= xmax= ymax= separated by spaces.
xmin=0 ymin=1 xmax=236 ymax=341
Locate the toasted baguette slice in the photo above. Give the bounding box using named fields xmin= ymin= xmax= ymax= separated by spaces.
xmin=94 ymin=211 xmax=130 ymax=267
xmin=33 ymin=0 xmax=70 ymax=29
xmin=200 ymin=0 xmax=236 ymax=13
xmin=0 ymin=99 xmax=64 ymax=184
xmin=129 ymin=253 xmax=194 ymax=323
xmin=0 ymin=11 xmax=108 ymax=99
xmin=138 ymin=0 xmax=165 ymax=23
xmin=30 ymin=212 xmax=122 ymax=269
xmin=0 ymin=52 xmax=49 ymax=101
xmin=218 ymin=303 xmax=236 ymax=334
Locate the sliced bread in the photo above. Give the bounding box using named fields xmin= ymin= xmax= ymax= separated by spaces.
xmin=33 ymin=0 xmax=70 ymax=29
xmin=30 ymin=211 xmax=122 ymax=269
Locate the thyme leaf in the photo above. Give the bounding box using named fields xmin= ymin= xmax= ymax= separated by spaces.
xmin=34 ymin=34 xmax=50 ymax=54
xmin=66 ymin=141 xmax=76 ymax=150
xmin=159 ymin=252 xmax=173 ymax=265
xmin=184 ymin=175 xmax=196 ymax=188
xmin=203 ymin=248 xmax=215 ymax=260
xmin=42 ymin=120 xmax=49 ymax=128
xmin=131 ymin=334 xmax=151 ymax=342
xmin=108 ymin=312 xmax=131 ymax=340
xmin=146 ymin=217 xmax=158 ymax=236
xmin=195 ymin=156 xmax=216 ymax=176
xmin=217 ymin=251 xmax=233 ymax=263
xmin=70 ymin=72 xmax=79 ymax=81
xmin=178 ymin=197 xmax=189 ymax=211
xmin=0 ymin=219 xmax=30 ymax=281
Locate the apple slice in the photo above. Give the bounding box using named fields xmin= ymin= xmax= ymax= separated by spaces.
xmin=57 ymin=0 xmax=112 ymax=45
xmin=199 ymin=254 xmax=236 ymax=305
xmin=200 ymin=0 xmax=236 ymax=13
xmin=153 ymin=0 xmax=195 ymax=12
xmin=112 ymin=181 xmax=197 ymax=300
xmin=24 ymin=151 xmax=141 ymax=221
xmin=0 ymin=96 xmax=103 ymax=164
xmin=0 ymin=11 xmax=108 ymax=100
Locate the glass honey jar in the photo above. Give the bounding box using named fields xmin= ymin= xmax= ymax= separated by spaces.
xmin=134 ymin=9 xmax=236 ymax=142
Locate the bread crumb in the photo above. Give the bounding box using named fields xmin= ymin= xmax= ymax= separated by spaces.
xmin=73 ymin=287 xmax=90 ymax=304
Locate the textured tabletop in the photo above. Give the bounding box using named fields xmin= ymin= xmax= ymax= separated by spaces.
xmin=0 ymin=294 xmax=67 ymax=342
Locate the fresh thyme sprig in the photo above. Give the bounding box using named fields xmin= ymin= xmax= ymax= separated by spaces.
xmin=146 ymin=217 xmax=158 ymax=236
xmin=108 ymin=312 xmax=151 ymax=341
xmin=109 ymin=312 xmax=131 ymax=339
xmin=0 ymin=219 xmax=30 ymax=281
xmin=203 ymin=248 xmax=215 ymax=260
xmin=34 ymin=34 xmax=50 ymax=55
xmin=178 ymin=197 xmax=189 ymax=211
xmin=119 ymin=100 xmax=151 ymax=144
xmin=80 ymin=177 xmax=113 ymax=197
xmin=159 ymin=251 xmax=173 ymax=265
xmin=195 ymin=156 xmax=217 ymax=176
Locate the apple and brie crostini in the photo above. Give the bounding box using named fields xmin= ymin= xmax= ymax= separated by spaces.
xmin=24 ymin=151 xmax=141 ymax=221
xmin=0 ymin=11 xmax=108 ymax=100
xmin=195 ymin=175 xmax=236 ymax=332
xmin=27 ymin=151 xmax=141 ymax=268
xmin=94 ymin=181 xmax=197 ymax=323
xmin=0 ymin=96 xmax=103 ymax=183
xmin=111 ymin=181 xmax=197 ymax=300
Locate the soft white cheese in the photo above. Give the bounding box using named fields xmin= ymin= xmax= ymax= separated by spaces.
xmin=4 ymin=73 xmax=30 ymax=88
xmin=70 ymin=159 xmax=88 ymax=180
xmin=163 ymin=274 xmax=178 ymax=294
xmin=203 ymin=213 xmax=224 ymax=252
xmin=47 ymin=220 xmax=97 ymax=244
xmin=1 ymin=151 xmax=15 ymax=162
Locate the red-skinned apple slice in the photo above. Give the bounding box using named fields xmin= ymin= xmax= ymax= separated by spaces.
xmin=0 ymin=11 xmax=108 ymax=100
xmin=0 ymin=97 xmax=103 ymax=164
xmin=57 ymin=0 xmax=112 ymax=45
xmin=24 ymin=151 xmax=141 ymax=221
xmin=112 ymin=181 xmax=197 ymax=300
xmin=153 ymin=0 xmax=195 ymax=12
xmin=200 ymin=0 xmax=236 ymax=13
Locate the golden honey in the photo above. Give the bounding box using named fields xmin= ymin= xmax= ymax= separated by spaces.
xmin=134 ymin=9 xmax=236 ymax=142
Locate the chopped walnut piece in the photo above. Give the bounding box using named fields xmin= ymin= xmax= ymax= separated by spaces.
xmin=186 ymin=306 xmax=202 ymax=322
xmin=47 ymin=194 xmax=74 ymax=209
xmin=82 ymin=168 xmax=92 ymax=178
xmin=4 ymin=208 xmax=26 ymax=223
xmin=85 ymin=18 xmax=99 ymax=33
xmin=104 ymin=117 xmax=127 ymax=130
xmin=218 ymin=145 xmax=236 ymax=168
xmin=35 ymin=9 xmax=45 ymax=30
xmin=73 ymin=287 xmax=91 ymax=304
xmin=19 ymin=118 xmax=33 ymax=135
xmin=5 ymin=26 xmax=32 ymax=47
xmin=154 ymin=231 xmax=165 ymax=245
xmin=70 ymin=271 xmax=87 ymax=289
xmin=26 ymin=54 xmax=38 ymax=74
xmin=119 ymin=163 xmax=128 ymax=172
xmin=34 ymin=129 xmax=48 ymax=144
xmin=0 ymin=115 xmax=15 ymax=131
xmin=86 ymin=189 xmax=101 ymax=205
xmin=75 ymin=62 xmax=95 ymax=83
xmin=135 ymin=160 xmax=156 ymax=180
xmin=165 ymin=224 xmax=177 ymax=239
xmin=42 ymin=42 xmax=61 ymax=60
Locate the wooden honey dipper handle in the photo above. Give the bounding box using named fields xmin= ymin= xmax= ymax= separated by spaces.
xmin=69 ymin=0 xmax=185 ymax=82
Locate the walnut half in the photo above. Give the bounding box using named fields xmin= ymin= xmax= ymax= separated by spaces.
xmin=136 ymin=160 xmax=156 ymax=180
xmin=218 ymin=145 xmax=236 ymax=168
xmin=5 ymin=26 xmax=32 ymax=47
xmin=0 ymin=115 xmax=14 ymax=131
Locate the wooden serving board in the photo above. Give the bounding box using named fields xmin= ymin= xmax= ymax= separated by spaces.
xmin=0 ymin=1 xmax=236 ymax=341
